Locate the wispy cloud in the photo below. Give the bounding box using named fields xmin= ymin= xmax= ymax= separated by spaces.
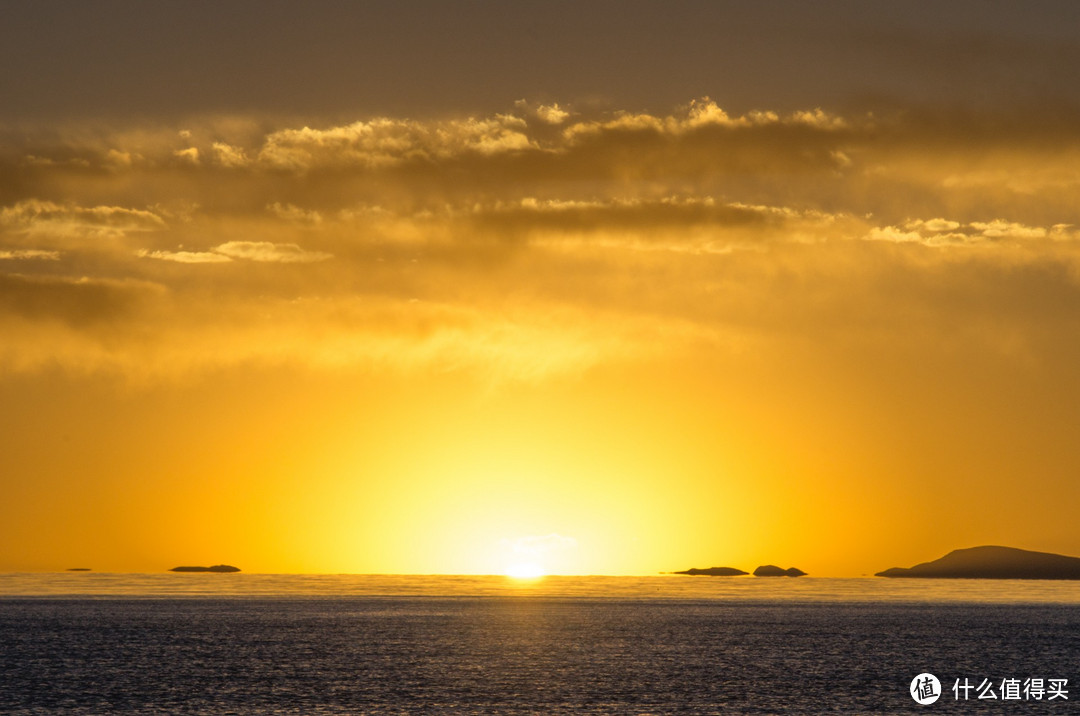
xmin=212 ymin=241 xmax=331 ymax=263
xmin=268 ymin=202 xmax=322 ymax=226
xmin=173 ymin=147 xmax=200 ymax=165
xmin=136 ymin=249 xmax=232 ymax=264
xmin=0 ymin=249 xmax=60 ymax=260
xmin=1 ymin=200 xmax=165 ymax=242
xmin=865 ymin=218 xmax=1075 ymax=246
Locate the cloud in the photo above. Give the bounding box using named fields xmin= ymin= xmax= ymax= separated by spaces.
xmin=0 ymin=249 xmax=60 ymax=260
xmin=136 ymin=239 xmax=331 ymax=264
xmin=864 ymin=217 xmax=1076 ymax=247
xmin=1 ymin=200 xmax=166 ymax=242
xmin=3 ymin=99 xmax=1080 ymax=381
xmin=0 ymin=273 xmax=163 ymax=328
xmin=535 ymin=104 xmax=569 ymax=125
xmin=907 ymin=218 xmax=961 ymax=232
xmin=561 ymin=98 xmax=845 ymax=140
xmin=9 ymin=99 xmax=1079 ymax=235
xmin=787 ymin=107 xmax=848 ymax=129
xmin=212 ymin=241 xmax=331 ymax=263
xmin=173 ymin=147 xmax=200 ymax=165
xmin=211 ymin=141 xmax=250 ymax=168
xmin=514 ymin=99 xmax=570 ymax=125
xmin=256 ymin=114 xmax=535 ymax=171
xmin=268 ymin=202 xmax=322 ymax=226
xmin=105 ymin=149 xmax=135 ymax=169
xmin=136 ymin=249 xmax=232 ymax=264
xmin=0 ymin=283 xmax=675 ymax=381
xmin=459 ymin=195 xmax=854 ymax=255
xmin=22 ymin=155 xmax=91 ymax=169
xmin=865 ymin=225 xmax=957 ymax=245
xmin=969 ymin=220 xmax=1048 ymax=239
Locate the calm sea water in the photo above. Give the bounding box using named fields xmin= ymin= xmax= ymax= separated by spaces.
xmin=2 ymin=574 xmax=1079 ymax=714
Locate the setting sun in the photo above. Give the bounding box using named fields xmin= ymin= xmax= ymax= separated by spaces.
xmin=505 ymin=563 xmax=546 ymax=579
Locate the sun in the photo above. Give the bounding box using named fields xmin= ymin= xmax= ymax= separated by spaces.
xmin=505 ymin=562 xmax=546 ymax=579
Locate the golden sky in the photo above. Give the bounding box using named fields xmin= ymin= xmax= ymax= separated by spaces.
xmin=3 ymin=3 xmax=1080 ymax=575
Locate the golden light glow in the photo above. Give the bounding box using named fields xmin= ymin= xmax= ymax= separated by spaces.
xmin=3 ymin=93 xmax=1080 ymax=576
xmin=505 ymin=563 xmax=546 ymax=579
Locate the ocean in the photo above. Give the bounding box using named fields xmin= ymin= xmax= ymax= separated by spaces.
xmin=2 ymin=574 xmax=1079 ymax=714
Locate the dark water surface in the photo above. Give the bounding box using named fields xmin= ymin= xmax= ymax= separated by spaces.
xmin=2 ymin=595 xmax=1079 ymax=714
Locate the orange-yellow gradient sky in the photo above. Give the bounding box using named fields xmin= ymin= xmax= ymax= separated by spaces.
xmin=3 ymin=2 xmax=1080 ymax=575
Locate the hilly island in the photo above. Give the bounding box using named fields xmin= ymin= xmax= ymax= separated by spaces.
xmin=876 ymin=546 xmax=1080 ymax=579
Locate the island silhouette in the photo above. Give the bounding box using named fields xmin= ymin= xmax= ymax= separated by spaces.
xmin=169 ymin=565 xmax=241 ymax=573
xmin=672 ymin=564 xmax=806 ymax=576
xmin=672 ymin=566 xmax=748 ymax=576
xmin=876 ymin=546 xmax=1080 ymax=579
xmin=753 ymin=565 xmax=806 ymax=577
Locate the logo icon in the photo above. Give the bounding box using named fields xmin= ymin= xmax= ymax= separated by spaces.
xmin=911 ymin=673 xmax=941 ymax=705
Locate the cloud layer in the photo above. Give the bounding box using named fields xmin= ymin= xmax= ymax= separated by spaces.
xmin=3 ymin=99 xmax=1080 ymax=379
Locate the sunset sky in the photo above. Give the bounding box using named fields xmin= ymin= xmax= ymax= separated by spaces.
xmin=3 ymin=1 xmax=1080 ymax=576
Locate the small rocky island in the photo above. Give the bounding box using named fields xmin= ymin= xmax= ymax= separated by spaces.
xmin=169 ymin=565 xmax=241 ymax=573
xmin=672 ymin=564 xmax=806 ymax=576
xmin=753 ymin=565 xmax=806 ymax=577
xmin=877 ymin=546 xmax=1080 ymax=579
xmin=672 ymin=566 xmax=749 ymax=576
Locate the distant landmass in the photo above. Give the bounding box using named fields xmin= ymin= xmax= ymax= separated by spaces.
xmin=877 ymin=546 xmax=1080 ymax=579
xmin=753 ymin=565 xmax=806 ymax=577
xmin=169 ymin=565 xmax=241 ymax=573
xmin=672 ymin=566 xmax=748 ymax=576
xmin=66 ymin=568 xmax=91 ymax=571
